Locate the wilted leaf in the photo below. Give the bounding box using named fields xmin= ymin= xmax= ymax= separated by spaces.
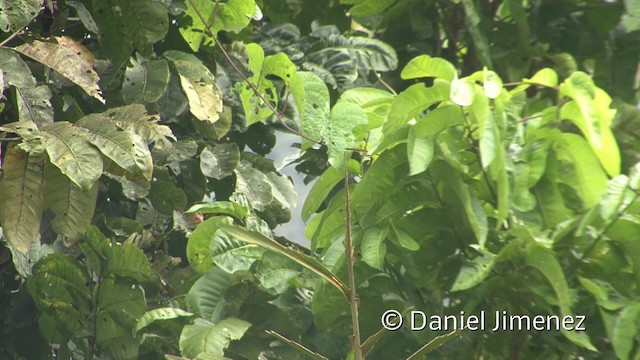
xmin=179 ymin=75 xmax=223 ymax=123
xmin=15 ymin=37 xmax=104 ymax=103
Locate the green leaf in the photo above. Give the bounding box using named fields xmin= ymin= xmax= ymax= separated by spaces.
xmin=44 ymin=162 xmax=98 ymax=245
xmin=187 ymin=216 xmax=262 ymax=274
xmin=199 ymin=144 xmax=240 ymax=180
xmin=361 ymin=225 xmax=388 ymax=270
xmin=293 ymin=71 xmax=330 ymax=150
xmin=179 ymin=318 xmax=251 ymax=358
xmin=525 ymin=68 xmax=558 ymax=87
xmin=41 ymin=122 xmax=103 ymax=191
xmin=327 ymin=101 xmax=368 ymax=169
xmin=102 ymin=241 xmax=154 ymax=281
xmin=390 ymin=222 xmax=420 ymax=251
xmin=234 ymin=160 xmax=296 ymax=219
xmin=95 ymin=278 xmax=146 ymax=360
xmin=149 ymin=177 xmax=187 ymax=214
xmin=412 ymin=104 xmax=463 ymax=137
xmin=186 ymin=201 xmax=248 ymax=220
xmin=180 ymin=0 xmax=257 ymax=51
xmin=482 ymin=69 xmax=502 ymax=98
xmin=401 ymin=55 xmax=456 ymax=82
xmin=556 ymin=133 xmax=608 ymax=207
xmin=135 ymin=307 xmax=194 ymax=334
xmin=163 ymin=50 xmax=217 ymax=85
xmin=525 ymin=243 xmax=596 ymax=351
xmin=122 ymin=58 xmax=170 ymax=104
xmin=186 ymin=267 xmax=232 ymax=321
xmin=451 ymin=250 xmax=497 ymax=291
xmin=0 ymin=145 xmax=45 ymax=253
xmin=324 ymin=34 xmax=398 ymax=72
xmin=0 ymin=0 xmax=41 ymax=31
xmin=407 ymin=126 xmax=434 ymax=176
xmin=93 ymin=0 xmax=168 ymax=65
xmin=559 ymin=73 xmax=620 ymax=176
xmin=76 ymin=115 xmax=153 ymax=180
xmin=385 ymin=81 xmax=450 ymax=133
xmin=302 ymin=166 xmax=342 ymax=221
xmin=0 ymin=47 xmax=36 ymax=89
xmin=15 ymin=37 xmax=104 ymax=103
xmin=220 ymin=224 xmax=349 ymax=299
xmin=27 ymin=253 xmax=91 ymax=344
xmin=15 ymin=85 xmax=53 ymax=125
xmin=344 ymin=0 xmax=394 ymax=17
xmin=237 ymin=43 xmax=277 ymax=125
xmin=611 ymin=302 xmax=640 ymax=359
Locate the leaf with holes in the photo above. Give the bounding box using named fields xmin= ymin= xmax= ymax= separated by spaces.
xmin=180 ymin=75 xmax=223 ymax=123
xmin=0 ymin=144 xmax=45 ymax=254
xmin=15 ymin=37 xmax=104 ymax=103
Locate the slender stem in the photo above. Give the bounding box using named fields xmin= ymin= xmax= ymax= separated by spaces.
xmin=184 ymin=0 xmax=321 ymax=144
xmin=0 ymin=25 xmax=26 ymax=47
xmin=344 ymin=165 xmax=363 ymax=360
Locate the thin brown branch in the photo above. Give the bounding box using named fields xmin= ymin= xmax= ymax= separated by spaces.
xmin=344 ymin=164 xmax=363 ymax=360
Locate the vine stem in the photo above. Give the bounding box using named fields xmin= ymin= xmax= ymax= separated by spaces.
xmin=344 ymin=163 xmax=363 ymax=360
xmin=0 ymin=25 xmax=26 ymax=47
xmin=185 ymin=0 xmax=321 ymax=144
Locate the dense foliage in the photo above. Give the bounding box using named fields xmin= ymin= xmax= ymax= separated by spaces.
xmin=2 ymin=0 xmax=640 ymax=359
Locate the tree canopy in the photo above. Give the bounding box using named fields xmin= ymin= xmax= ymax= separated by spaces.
xmin=2 ymin=0 xmax=640 ymax=359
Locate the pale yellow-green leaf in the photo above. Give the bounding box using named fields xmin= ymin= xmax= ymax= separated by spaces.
xmin=179 ymin=75 xmax=223 ymax=123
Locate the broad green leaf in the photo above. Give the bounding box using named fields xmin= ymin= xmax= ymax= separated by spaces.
xmin=450 ymin=78 xmax=476 ymax=106
xmin=234 ymin=160 xmax=296 ymax=222
xmin=0 ymin=145 xmax=45 ymax=254
xmin=186 ymin=267 xmax=232 ymax=321
xmin=327 ymin=101 xmax=368 ymax=169
xmin=401 ymin=55 xmax=456 ymax=81
xmin=412 ymin=104 xmax=463 ymax=137
xmin=606 ymin=218 xmax=640 ymax=285
xmin=76 ymin=115 xmax=153 ymax=180
xmin=390 ymin=222 xmax=420 ymax=251
xmin=525 ymin=68 xmax=558 ymax=87
xmin=179 ymin=318 xmax=251 ymax=358
xmin=92 ymin=0 xmax=168 ymax=65
xmin=302 ymin=166 xmax=342 ymax=221
xmin=41 ymin=122 xmax=103 ymax=191
xmin=186 ymin=201 xmax=248 ymax=220
xmin=122 ymin=58 xmax=170 ymax=104
xmin=0 ymin=0 xmax=40 ymax=31
xmin=44 ymin=163 xmax=98 ymax=245
xmin=149 ymin=177 xmax=187 ymax=214
xmin=95 ymin=278 xmax=146 ymax=360
xmin=293 ymin=71 xmax=330 ymax=150
xmin=0 ymin=47 xmax=36 ymax=89
xmin=102 ymin=241 xmax=154 ymax=281
xmin=199 ymin=144 xmax=240 ymax=180
xmin=266 ymin=330 xmax=329 ymax=360
xmin=451 ymin=251 xmax=497 ymax=291
xmin=180 ymin=75 xmax=224 ymax=123
xmin=525 ymin=243 xmax=596 ymax=350
xmin=221 ymin=224 xmax=349 ymax=298
xmin=15 ymin=85 xmax=53 ymax=125
xmin=27 ymin=253 xmax=91 ymax=344
xmin=344 ymin=0 xmax=394 ymax=17
xmin=407 ymin=126 xmax=434 ymax=176
xmin=135 ymin=308 xmax=194 ymax=334
xmin=556 ymin=133 xmax=608 ymax=207
xmin=9 ymin=238 xmax=53 ymax=278
xmin=15 ymin=37 xmax=104 ymax=103
xmin=339 ymin=87 xmax=393 ymax=130
xmin=361 ymin=225 xmax=388 ymax=270
xmin=255 ymin=252 xmax=301 ymax=290
xmin=180 ymin=0 xmax=257 ymax=51
xmin=560 ymin=73 xmax=620 ymax=176
xmin=67 ymin=0 xmax=99 ymax=33
xmin=385 ymin=80 xmax=450 ymax=133
xmin=323 ymin=34 xmax=398 ymax=72
xmin=238 ymin=43 xmax=277 ymax=125
xmin=611 ymin=302 xmax=640 ymax=359
xmin=188 ymin=216 xmax=262 ymax=274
